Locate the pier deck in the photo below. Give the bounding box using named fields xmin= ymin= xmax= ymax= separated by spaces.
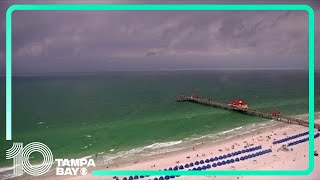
xmin=177 ymin=95 xmax=320 ymax=130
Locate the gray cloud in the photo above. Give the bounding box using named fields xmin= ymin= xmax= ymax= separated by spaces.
xmin=0 ymin=0 xmax=318 ymax=74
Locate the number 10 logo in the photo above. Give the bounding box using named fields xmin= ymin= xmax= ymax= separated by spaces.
xmin=6 ymin=142 xmax=53 ymax=176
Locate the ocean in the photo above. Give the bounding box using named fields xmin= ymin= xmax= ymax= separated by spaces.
xmin=0 ymin=69 xmax=318 ymax=169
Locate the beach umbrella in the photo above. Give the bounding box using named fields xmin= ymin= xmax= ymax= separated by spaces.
xmin=169 ymin=167 xmax=173 ymax=170
xmin=129 ymin=176 xmax=133 ymax=180
xmin=123 ymin=177 xmax=128 ymax=180
xmin=134 ymin=175 xmax=139 ymax=179
xmin=227 ymin=153 xmax=232 ymax=158
xmin=189 ymin=162 xmax=194 ymax=167
xmin=226 ymin=160 xmax=230 ymax=164
xmin=195 ymin=161 xmax=199 ymax=165
xmin=164 ymin=169 xmax=167 ymax=171
xmin=202 ymin=165 xmax=207 ymax=170
xmin=217 ymin=162 xmax=222 ymax=166
xmin=205 ymin=159 xmax=210 ymax=163
xmin=231 ymin=159 xmax=235 ymax=163
xmin=219 ymin=156 xmax=223 ymax=160
xmin=207 ymin=164 xmax=211 ymax=169
xmin=222 ymin=161 xmax=226 ymax=165
xmin=192 ymin=168 xmax=197 ymax=170
xmin=170 ymin=175 xmax=175 ymax=178
xmin=232 ymin=152 xmax=236 ymax=156
xmin=154 ymin=178 xmax=158 ymax=180
xmin=241 ymin=150 xmax=246 ymax=153
xmin=223 ymin=155 xmax=227 ymax=159
xmin=174 ymin=166 xmax=178 ymax=170
xmin=185 ymin=164 xmax=189 ymax=168
xmin=240 ymin=157 xmax=244 ymax=161
xmin=235 ymin=158 xmax=240 ymax=162
xmin=210 ymin=158 xmax=214 ymax=162
xmin=212 ymin=163 xmax=217 ymax=167
xmin=159 ymin=177 xmax=164 ymax=180
xmin=179 ymin=165 xmax=184 ymax=170
xmin=165 ymin=175 xmax=170 ymax=179
xmin=200 ymin=160 xmax=204 ymax=164
xmin=214 ymin=157 xmax=218 ymax=161
xmin=197 ymin=167 xmax=201 ymax=170
xmin=140 ymin=175 xmax=144 ymax=178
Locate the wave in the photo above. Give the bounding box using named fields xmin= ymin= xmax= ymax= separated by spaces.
xmin=144 ymin=141 xmax=182 ymax=149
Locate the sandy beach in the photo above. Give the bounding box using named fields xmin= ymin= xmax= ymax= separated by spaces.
xmin=15 ymin=116 xmax=320 ymax=180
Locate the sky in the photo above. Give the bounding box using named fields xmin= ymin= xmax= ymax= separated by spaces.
xmin=0 ymin=0 xmax=320 ymax=74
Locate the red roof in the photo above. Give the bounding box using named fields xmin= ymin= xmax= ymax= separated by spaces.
xmin=230 ymin=99 xmax=247 ymax=106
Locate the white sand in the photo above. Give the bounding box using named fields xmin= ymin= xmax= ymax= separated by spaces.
xmin=16 ymin=120 xmax=320 ymax=180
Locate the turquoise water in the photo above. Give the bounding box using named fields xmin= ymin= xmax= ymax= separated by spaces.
xmin=0 ymin=70 xmax=317 ymax=166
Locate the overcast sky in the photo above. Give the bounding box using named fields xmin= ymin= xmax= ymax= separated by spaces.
xmin=0 ymin=0 xmax=319 ymax=74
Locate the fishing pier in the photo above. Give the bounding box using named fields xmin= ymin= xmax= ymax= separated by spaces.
xmin=177 ymin=94 xmax=320 ymax=130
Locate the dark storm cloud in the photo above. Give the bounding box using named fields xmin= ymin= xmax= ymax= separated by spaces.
xmin=0 ymin=0 xmax=318 ymax=74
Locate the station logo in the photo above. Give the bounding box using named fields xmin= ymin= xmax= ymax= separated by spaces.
xmin=6 ymin=142 xmax=95 ymax=177
xmin=55 ymin=158 xmax=95 ymax=176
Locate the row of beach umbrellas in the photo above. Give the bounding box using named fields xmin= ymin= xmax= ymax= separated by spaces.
xmin=122 ymin=146 xmax=270 ymax=180
xmin=288 ymin=133 xmax=320 ymax=147
xmin=273 ymin=131 xmax=309 ymax=145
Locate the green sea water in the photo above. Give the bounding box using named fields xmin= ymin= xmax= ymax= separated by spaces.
xmin=0 ymin=70 xmax=318 ymax=167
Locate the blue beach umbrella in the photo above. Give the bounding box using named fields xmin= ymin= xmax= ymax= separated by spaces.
xmin=202 ymin=165 xmax=207 ymax=170
xmin=226 ymin=160 xmax=230 ymax=164
xmin=185 ymin=164 xmax=189 ymax=168
xmin=227 ymin=153 xmax=232 ymax=157
xmin=170 ymin=175 xmax=175 ymax=178
xmin=207 ymin=164 xmax=211 ymax=169
xmin=222 ymin=161 xmax=226 ymax=165
xmin=214 ymin=157 xmax=218 ymax=161
xmin=200 ymin=160 xmax=204 ymax=164
xmin=129 ymin=176 xmax=133 ymax=180
xmin=210 ymin=158 xmax=214 ymax=162
xmin=223 ymin=155 xmax=227 ymax=159
xmin=179 ymin=165 xmax=184 ymax=170
xmin=140 ymin=175 xmax=144 ymax=178
xmin=217 ymin=162 xmax=222 ymax=166
xmin=169 ymin=167 xmax=173 ymax=170
xmin=159 ymin=177 xmax=164 ymax=180
xmin=189 ymin=162 xmax=194 ymax=167
xmin=154 ymin=178 xmax=158 ymax=180
xmin=231 ymin=159 xmax=235 ymax=163
xmin=134 ymin=175 xmax=139 ymax=179
xmin=235 ymin=157 xmax=240 ymax=162
xmin=212 ymin=163 xmax=217 ymax=167
xmin=197 ymin=167 xmax=201 ymax=170
xmin=205 ymin=159 xmax=210 ymax=163
xmin=165 ymin=175 xmax=169 ymax=179
xmin=195 ymin=161 xmax=199 ymax=165
xmin=240 ymin=157 xmax=244 ymax=161
xmin=174 ymin=166 xmax=178 ymax=170
xmin=123 ymin=177 xmax=128 ymax=180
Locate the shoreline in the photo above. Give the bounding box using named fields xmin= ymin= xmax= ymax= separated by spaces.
xmin=4 ymin=113 xmax=320 ymax=180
